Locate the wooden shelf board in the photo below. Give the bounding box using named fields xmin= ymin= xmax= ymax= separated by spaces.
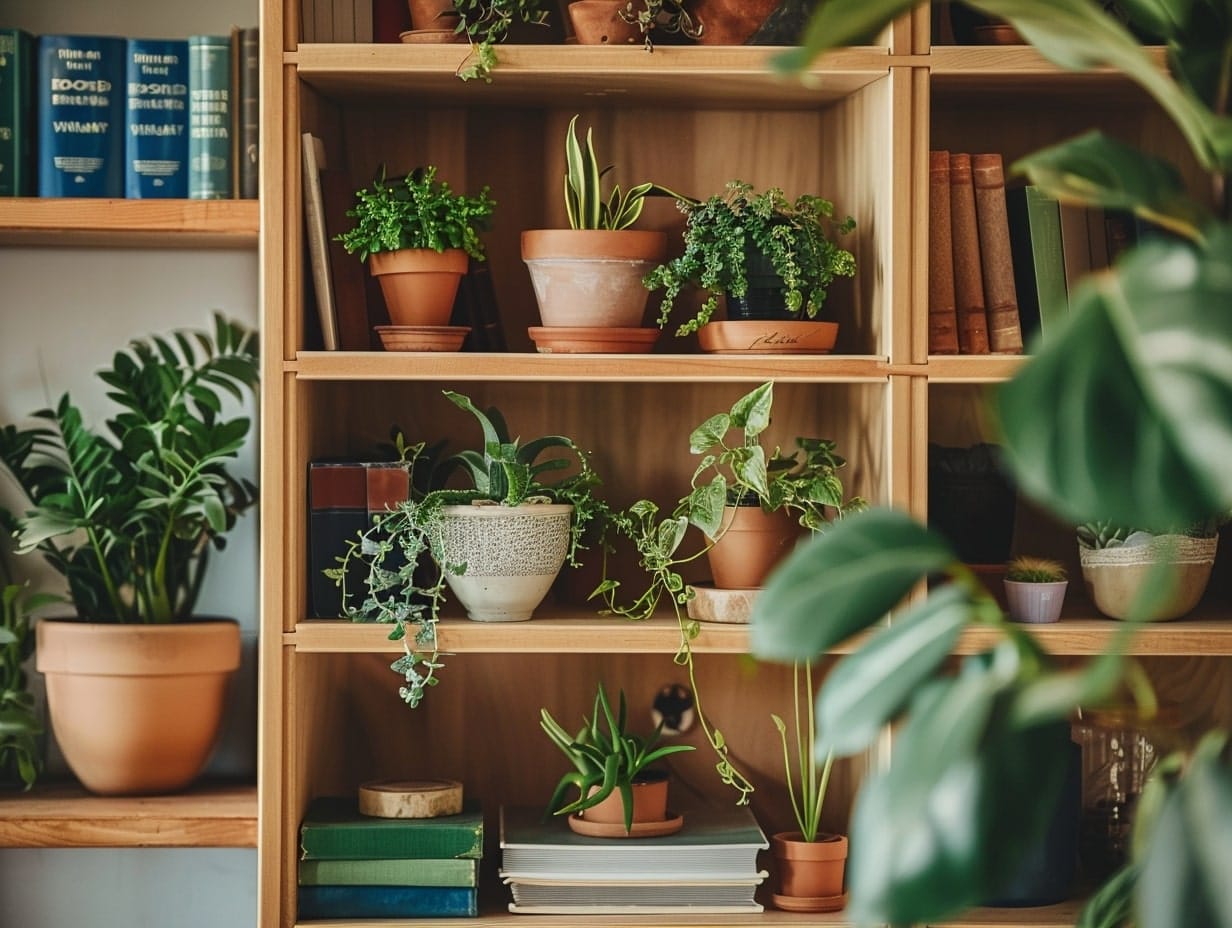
xmin=0 ymin=781 xmax=257 ymax=848
xmin=295 ymin=908 xmax=850 ymax=927
xmin=290 ymin=44 xmax=892 ymax=106
xmin=956 ymin=614 xmax=1232 ymax=656
xmin=926 ymin=355 xmax=1028 ymax=383
xmin=0 ymin=199 xmax=259 ymax=248
xmin=930 ymin=45 xmax=1168 ymax=89
xmin=931 ymin=898 xmax=1083 ymax=926
xmin=289 ymin=352 xmax=891 ymax=383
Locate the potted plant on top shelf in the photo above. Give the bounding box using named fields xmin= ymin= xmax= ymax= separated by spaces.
xmin=328 ymin=389 xmax=610 ymax=708
xmin=541 ymin=680 xmax=695 ymax=835
xmin=522 ymin=114 xmax=693 ymax=353
xmin=646 ymin=180 xmax=856 ymax=353
xmin=769 ymin=661 xmax=846 ymax=912
xmin=0 ymin=313 xmax=258 ymax=795
xmin=335 ymin=164 xmax=495 ymax=349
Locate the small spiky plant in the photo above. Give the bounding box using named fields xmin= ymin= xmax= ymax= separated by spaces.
xmin=1005 ymin=556 xmax=1067 ymax=584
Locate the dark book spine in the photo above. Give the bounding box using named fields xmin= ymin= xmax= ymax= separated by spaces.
xmin=972 ymin=153 xmax=1023 ymax=354
xmin=948 ymin=152 xmax=991 ymax=354
xmin=308 ymin=463 xmax=367 ymax=618
xmin=124 ymin=38 xmax=189 ymax=198
xmin=0 ymin=29 xmax=35 ymax=196
xmin=238 ymin=27 xmax=259 ymax=199
xmin=187 ymin=35 xmax=232 ymax=199
xmin=927 ymin=150 xmax=959 ymax=354
xmin=297 ymin=885 xmax=478 ymax=919
xmin=36 ymin=35 xmax=126 ymax=197
xmin=320 ymin=166 xmax=375 ymax=349
xmin=1005 ymin=186 xmax=1042 ymax=344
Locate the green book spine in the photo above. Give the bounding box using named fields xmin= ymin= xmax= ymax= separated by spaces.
xmin=299 ymin=856 xmax=479 ymax=886
xmin=300 ymin=797 xmax=484 ymax=860
xmin=187 ymin=35 xmax=231 ymax=199
xmin=0 ymin=28 xmax=35 ymax=196
xmin=1023 ymin=185 xmax=1068 ymax=337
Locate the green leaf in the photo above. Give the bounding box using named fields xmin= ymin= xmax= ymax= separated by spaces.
xmin=1076 ymin=864 xmax=1138 ymax=928
xmin=750 ymin=508 xmax=957 ymax=662
xmin=688 ymin=414 xmax=730 ymax=454
xmin=730 ymin=381 xmax=773 ymax=436
xmin=816 ymin=583 xmax=971 ymax=757
xmin=685 ymin=477 xmax=727 ymax=540
xmin=1014 ymin=131 xmax=1211 ymax=240
xmin=996 ymin=235 xmax=1232 ymax=531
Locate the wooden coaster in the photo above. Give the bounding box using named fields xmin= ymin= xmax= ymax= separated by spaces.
xmin=686 ymin=583 xmax=758 ymax=624
xmin=358 ymin=779 xmax=464 ymax=819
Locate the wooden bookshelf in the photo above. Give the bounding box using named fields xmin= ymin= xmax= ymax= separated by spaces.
xmin=0 ymin=782 xmax=258 ymax=848
xmin=0 ymin=199 xmax=259 ymax=248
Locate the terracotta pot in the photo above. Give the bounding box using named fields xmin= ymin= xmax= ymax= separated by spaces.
xmin=691 ymin=0 xmax=778 ymax=45
xmin=368 ymin=248 xmax=468 ymax=327
xmin=772 ymin=831 xmax=848 ymax=901
xmin=407 ymin=0 xmax=459 ymax=31
xmin=35 ymin=619 xmax=240 ymax=796
xmin=579 ymin=772 xmax=669 ymax=824
xmin=522 ymin=229 xmax=667 ymax=328
xmin=568 ymin=0 xmax=642 ymax=45
xmin=1004 ymin=579 xmax=1068 ymax=624
xmin=434 ymin=502 xmax=574 ymax=621
xmin=706 ymin=504 xmax=801 ymax=589
xmin=527 ymin=325 xmax=659 ymax=354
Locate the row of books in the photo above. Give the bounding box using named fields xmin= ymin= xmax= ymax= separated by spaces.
xmin=0 ymin=28 xmax=258 ymax=199
xmin=301 ymin=131 xmax=506 ymax=351
xmin=299 ymin=797 xmax=484 ymax=919
xmin=298 ymin=796 xmax=770 ymax=918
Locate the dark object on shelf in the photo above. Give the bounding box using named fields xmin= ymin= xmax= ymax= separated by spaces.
xmin=927 ymin=442 xmax=1016 ymax=564
xmin=451 ymin=257 xmax=507 ymax=351
xmin=746 ymin=0 xmax=818 ymax=45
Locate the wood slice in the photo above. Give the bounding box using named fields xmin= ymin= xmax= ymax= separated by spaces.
xmin=686 ymin=584 xmax=758 ymax=624
xmin=358 ymin=779 xmax=464 ymax=818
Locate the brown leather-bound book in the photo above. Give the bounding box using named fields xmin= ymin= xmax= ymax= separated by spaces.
xmin=928 ymin=151 xmax=960 ymax=354
xmin=949 ymin=153 xmax=991 ymax=354
xmin=972 ymin=153 xmax=1024 ymax=354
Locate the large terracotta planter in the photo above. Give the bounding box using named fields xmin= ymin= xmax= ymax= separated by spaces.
xmin=368 ymin=248 xmax=468 ymax=327
xmin=35 ymin=619 xmax=240 ymax=795
xmin=521 ymin=229 xmax=667 ymax=328
xmin=567 ymin=1 xmax=641 ymax=44
xmin=771 ymin=831 xmax=848 ymax=910
xmin=434 ymin=502 xmax=574 ymax=621
xmin=706 ymin=504 xmax=801 ymax=589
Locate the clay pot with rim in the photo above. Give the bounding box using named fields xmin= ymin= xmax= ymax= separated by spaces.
xmin=35 ymin=618 xmax=240 ymax=795
xmin=771 ymin=831 xmax=848 ymax=910
xmin=567 ymin=0 xmax=642 ymax=45
xmin=521 ymin=229 xmax=667 ymax=329
xmin=578 ymin=770 xmax=670 ymax=825
xmin=369 ymin=248 xmax=468 ymax=327
xmin=706 ymin=502 xmax=802 ymax=589
xmin=407 ymin=0 xmax=460 ymax=30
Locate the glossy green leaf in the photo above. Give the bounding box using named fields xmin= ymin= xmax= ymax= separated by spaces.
xmin=1014 ymin=131 xmax=1210 ymax=239
xmin=996 ymin=236 xmax=1232 ymax=531
xmin=1076 ymin=864 xmax=1138 ymax=928
xmin=750 ymin=507 xmax=956 ymax=662
xmin=730 ymin=381 xmax=773 ymax=436
xmin=816 ymin=583 xmax=971 ymax=757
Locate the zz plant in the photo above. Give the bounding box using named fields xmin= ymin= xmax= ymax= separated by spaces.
xmin=0 ymin=542 xmax=54 ymax=789
xmin=329 ymin=390 xmax=609 ymax=707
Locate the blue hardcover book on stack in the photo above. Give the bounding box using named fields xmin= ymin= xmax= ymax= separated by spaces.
xmin=124 ymin=38 xmax=189 ymax=198
xmin=36 ymin=34 xmax=126 ymax=197
xmin=297 ymin=885 xmax=479 ymax=919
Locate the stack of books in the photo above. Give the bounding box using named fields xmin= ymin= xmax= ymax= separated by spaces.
xmin=499 ymin=804 xmax=768 ymax=915
xmin=298 ymin=797 xmax=483 ymax=919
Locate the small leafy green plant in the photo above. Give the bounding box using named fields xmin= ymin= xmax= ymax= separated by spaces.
xmin=335 ymin=165 xmax=495 ymax=263
xmin=563 ymin=114 xmax=690 ymax=231
xmin=540 ymin=681 xmax=695 ymax=833
xmin=329 ymin=390 xmax=609 ymax=707
xmin=618 ymin=0 xmax=703 ymax=49
xmin=773 ymin=662 xmax=834 ymax=843
xmin=0 ymin=315 xmax=259 ymax=624
xmin=646 ymin=180 xmax=856 ymax=336
xmin=1004 ymin=555 xmax=1067 ymax=584
xmin=0 ymin=544 xmax=55 ymax=789
xmin=453 ymin=0 xmax=553 ymax=82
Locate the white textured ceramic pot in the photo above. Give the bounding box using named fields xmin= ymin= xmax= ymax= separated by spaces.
xmin=434 ymin=502 xmax=574 ymax=621
xmin=1004 ymin=579 xmax=1068 ymax=624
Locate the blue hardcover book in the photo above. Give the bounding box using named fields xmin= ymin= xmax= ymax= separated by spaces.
xmin=124 ymin=38 xmax=188 ymax=198
xmin=297 ymin=884 xmax=478 ymax=918
xmin=187 ymin=35 xmax=231 ymax=199
xmin=36 ymin=34 xmax=126 ymax=197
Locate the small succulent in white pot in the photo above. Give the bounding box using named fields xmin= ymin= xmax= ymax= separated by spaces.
xmin=1003 ymin=555 xmax=1068 ymax=624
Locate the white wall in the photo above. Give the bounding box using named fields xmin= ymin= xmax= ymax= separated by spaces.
xmin=0 ymin=1 xmax=261 ymax=925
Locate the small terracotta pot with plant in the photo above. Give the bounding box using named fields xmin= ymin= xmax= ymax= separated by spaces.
xmin=1003 ymin=555 xmax=1069 ymax=624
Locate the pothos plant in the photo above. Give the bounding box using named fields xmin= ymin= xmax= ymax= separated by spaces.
xmin=752 ymin=0 xmax=1232 ymax=926
xmin=328 ymin=390 xmax=609 ymax=707
xmin=593 ymin=380 xmax=865 ymax=805
xmin=646 ymin=180 xmax=857 ymax=336
xmin=453 ymin=0 xmax=553 ymax=82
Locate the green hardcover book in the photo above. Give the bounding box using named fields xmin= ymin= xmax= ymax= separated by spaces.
xmin=300 ymin=798 xmax=484 ymax=860
xmin=0 ymin=28 xmax=35 ymax=196
xmin=1021 ymin=185 xmax=1068 ymax=337
xmin=187 ymin=34 xmax=231 ymax=199
xmin=299 ymin=856 xmax=479 ymax=886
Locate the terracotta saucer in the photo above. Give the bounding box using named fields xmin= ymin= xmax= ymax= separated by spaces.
xmin=771 ymin=891 xmax=847 ymax=913
xmin=399 ymin=29 xmax=466 ymax=43
xmin=567 ymin=811 xmax=684 ymax=838
xmin=528 ymin=326 xmax=660 ymax=354
xmin=375 ymin=325 xmax=469 ymax=351
xmin=697 ymin=320 xmax=838 ymax=354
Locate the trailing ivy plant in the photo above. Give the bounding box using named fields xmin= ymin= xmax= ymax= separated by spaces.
xmin=618 ymin=0 xmax=704 ymax=49
xmin=452 ymin=0 xmax=553 ymax=82
xmin=328 ymin=390 xmax=610 ymax=708
xmin=752 ymin=1 xmax=1232 ymax=926
xmin=646 ymin=180 xmax=856 ymax=336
